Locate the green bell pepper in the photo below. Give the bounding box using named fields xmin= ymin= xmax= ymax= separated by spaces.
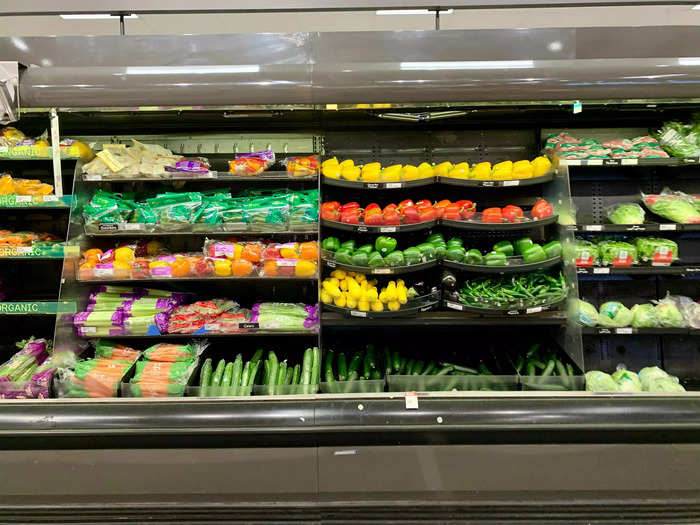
xmin=465 ymin=249 xmax=483 ymax=265
xmin=445 ymin=245 xmax=466 ymax=262
xmin=485 ymin=251 xmax=507 ymax=266
xmin=334 ymin=249 xmax=353 ymax=265
xmin=416 ymin=243 xmax=436 ymax=261
xmin=340 ymin=240 xmax=356 ymax=252
xmin=426 ymin=233 xmax=444 ymax=244
xmin=321 ymin=237 xmax=340 ymax=252
xmin=543 ymin=240 xmax=562 ymax=259
xmin=446 ymin=238 xmax=463 ymax=247
xmin=351 ymin=251 xmax=369 ymax=266
xmin=492 ymin=240 xmax=514 ymax=257
xmin=384 ymin=251 xmax=405 ymax=267
xmin=355 ymin=244 xmax=373 ymax=255
xmin=367 ymin=251 xmax=385 ymax=268
xmin=514 ymin=237 xmax=533 ymax=255
xmin=375 ymin=236 xmax=397 ymax=256
xmin=522 ymin=243 xmax=547 ymax=263
xmin=403 ymin=246 xmax=422 ymax=265
xmin=433 ymin=242 xmax=447 ymax=259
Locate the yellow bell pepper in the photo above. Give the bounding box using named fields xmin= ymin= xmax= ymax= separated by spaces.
xmin=333 ymin=294 xmax=347 ymax=308
xmin=330 ymin=269 xmax=346 ymax=279
xmin=294 ymin=259 xmax=317 ymax=277
xmin=512 ymin=160 xmax=534 ymax=179
xmin=387 ymin=301 xmax=401 ymax=311
xmin=434 ymin=162 xmax=453 ymax=177
xmin=370 ymin=301 xmax=384 ymax=312
xmin=492 ymin=161 xmax=513 ymax=180
xmin=320 ymin=290 xmax=333 ymax=304
xmin=531 ymin=156 xmax=552 ymax=177
xmin=213 ymin=259 xmax=231 ymax=277
xmin=470 ymin=162 xmax=492 ymax=180
xmin=0 ymin=174 xmax=14 ymax=195
xmin=361 ymin=169 xmax=381 ymax=182
xmin=323 ymin=165 xmax=341 ymax=179
xmin=322 ymin=280 xmax=342 ymax=298
xmin=401 ymin=165 xmax=419 ymax=180
xmin=322 ymin=157 xmax=339 ymax=169
xmin=447 ymin=162 xmax=470 ymax=179
xmin=417 ymin=162 xmax=434 ymax=179
xmin=381 ymin=164 xmax=402 ymax=182
xmin=346 ymin=296 xmax=358 ymax=309
xmin=341 ymin=166 xmax=361 ymax=181
xmin=357 ymin=300 xmax=370 ymax=312
xmin=338 ymin=159 xmax=354 ymax=170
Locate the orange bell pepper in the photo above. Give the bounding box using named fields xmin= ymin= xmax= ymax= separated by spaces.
xmin=299 ymin=241 xmax=318 ymax=261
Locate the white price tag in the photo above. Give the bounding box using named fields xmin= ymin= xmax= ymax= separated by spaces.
xmin=42 ymin=195 xmax=59 ymax=202
xmin=123 ymin=223 xmax=141 ymax=231
xmin=372 ymin=268 xmax=392 ymax=274
xmin=350 ymin=310 xmax=367 ymax=317
xmin=204 ymin=323 xmax=221 ymax=332
xmin=502 ymin=180 xmax=520 ymax=186
xmin=621 ymin=159 xmax=638 ymax=166
xmin=84 ymin=174 xmax=102 ymax=181
xmin=587 ymin=159 xmax=603 ymax=166
xmin=15 ymin=195 xmax=31 ymax=203
xmin=525 ymin=306 xmax=543 ymax=314
xmin=659 ymin=224 xmax=677 ymax=231
xmin=82 ymin=327 xmax=97 ymax=333
xmin=481 ymin=181 xmax=495 ymax=187
xmin=380 ymin=227 xmax=397 ymax=233
xmin=616 ymin=328 xmax=633 ymax=334
xmin=446 ymin=301 xmax=463 ymax=311
xmin=404 ymin=392 xmax=419 ymax=410
xmin=593 ymin=267 xmax=610 ymax=274
xmin=366 ymin=184 xmax=379 ymax=189
xmin=585 ymin=225 xmax=603 ymax=231
xmin=385 ymin=183 xmax=401 ymax=189
xmin=567 ymin=160 xmax=582 ymax=166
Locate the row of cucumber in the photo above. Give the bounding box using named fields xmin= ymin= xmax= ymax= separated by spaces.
xmin=515 ymin=343 xmax=577 ymax=390
xmin=199 ymin=350 xmax=263 ymax=397
xmin=261 ymin=347 xmax=320 ymax=395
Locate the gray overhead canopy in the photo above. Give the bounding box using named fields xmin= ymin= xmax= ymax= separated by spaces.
xmin=1 ymin=27 xmax=700 ymax=108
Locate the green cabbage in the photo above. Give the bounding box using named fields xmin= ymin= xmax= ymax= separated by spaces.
xmin=643 ymin=189 xmax=700 ymax=224
xmin=606 ymin=203 xmax=645 ymax=225
xmin=598 ymin=301 xmax=633 ymax=328
xmin=574 ymin=299 xmax=598 ymax=327
xmin=585 ymin=371 xmax=618 ymax=392
xmin=638 ymin=366 xmax=669 ymax=389
xmin=634 ymin=237 xmax=678 ymax=262
xmin=657 ymin=121 xmax=700 ymax=157
xmin=570 ymin=239 xmax=598 ymax=265
xmin=655 ymin=300 xmax=684 ymax=327
xmin=612 ymin=369 xmax=642 ymax=392
xmin=631 ymin=304 xmax=659 ymax=328
xmin=646 ymin=377 xmax=686 ymax=392
xmin=598 ymin=241 xmax=638 ymax=266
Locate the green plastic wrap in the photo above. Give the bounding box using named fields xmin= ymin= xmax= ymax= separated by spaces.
xmin=642 ymin=188 xmax=700 ymax=224
xmin=634 ymin=237 xmax=678 ymax=263
xmin=598 ymin=301 xmax=633 ymax=328
xmin=630 ymin=304 xmax=659 ymax=328
xmin=597 ymin=240 xmax=638 ymax=266
xmin=606 ymin=203 xmax=645 ymax=225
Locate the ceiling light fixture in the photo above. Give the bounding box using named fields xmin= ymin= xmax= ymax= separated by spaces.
xmin=376 ymin=9 xmax=453 ymax=15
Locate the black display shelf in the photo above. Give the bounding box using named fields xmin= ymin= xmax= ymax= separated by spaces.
xmin=322 ymin=177 xmax=434 ymax=189
xmin=582 ymin=327 xmax=692 ymax=335
xmin=82 ymin=170 xmax=317 ymax=182
xmin=322 ymin=310 xmax=567 ymax=327
xmin=438 ymin=172 xmax=555 ymax=187
xmin=84 ymin=226 xmax=317 ymax=237
xmin=321 ymin=218 xmax=437 ymax=233
xmin=322 ymin=297 xmax=440 ymax=319
xmin=440 ymin=214 xmax=558 ymax=231
xmin=443 ymin=255 xmax=561 ymax=274
xmin=322 ymin=256 xmax=438 ymax=275
xmin=76 ymin=276 xmax=318 ymax=284
xmin=558 ymin=157 xmax=698 ymax=168
xmin=566 ymin=223 xmax=694 ymax=233
xmin=443 ymin=298 xmax=566 ymax=316
xmin=76 ymin=331 xmax=318 ymax=339
xmin=576 ymin=265 xmax=696 ymax=276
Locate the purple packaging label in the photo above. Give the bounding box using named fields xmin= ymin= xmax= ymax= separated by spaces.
xmin=18 ymin=139 xmax=36 ymax=146
xmin=276 ymin=258 xmax=296 ymax=267
xmin=150 ymin=266 xmax=172 ymax=277
xmin=156 ymin=298 xmax=172 ymax=309
xmin=109 ymin=328 xmax=126 ymax=336
xmin=102 ymin=249 xmax=114 ymax=261
xmin=119 ymin=300 xmax=134 ymax=313
xmin=235 ymin=150 xmax=275 ymax=163
xmin=73 ymin=312 xmax=90 ymax=324
xmin=168 ymin=160 xmax=209 ymax=174
xmin=94 ymin=264 xmax=114 ymax=277
xmin=157 ymin=255 xmax=177 ymax=263
xmin=60 ymin=138 xmax=76 ymax=145
xmin=213 ymin=244 xmax=235 ymax=257
xmin=153 ymin=312 xmax=170 ymax=334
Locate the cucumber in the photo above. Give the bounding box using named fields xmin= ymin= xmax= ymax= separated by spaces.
xmin=284 ymin=365 xmax=293 ymax=385
xmin=555 ymin=359 xmax=570 ymax=389
xmin=221 ymin=362 xmax=234 ymax=397
xmin=277 ymin=361 xmax=287 ymax=393
xmin=337 ymin=352 xmax=348 ymax=381
xmin=365 ymin=344 xmax=376 ymax=369
xmin=515 ymin=356 xmax=525 ymax=374
xmin=263 ymin=360 xmax=271 ymax=385
xmin=267 ymin=351 xmax=279 ymax=395
xmin=310 ymin=346 xmax=321 ymax=392
xmin=436 ymin=365 xmax=453 ymax=376
xmin=370 ymin=369 xmax=382 ymax=380
xmin=248 ymin=360 xmax=261 ymax=387
xmin=412 ymin=360 xmax=424 ymax=375
xmin=211 ymin=359 xmax=226 ymax=392
xmin=301 ymin=348 xmax=313 ymax=388
xmin=405 ymin=359 xmax=416 ymax=376
xmin=383 ymin=347 xmax=392 ymax=378
xmin=229 ymin=355 xmax=243 ymax=396
xmin=292 ymin=363 xmax=301 ymax=385
xmin=539 ymin=359 xmax=555 ymax=383
xmin=392 ymin=350 xmax=401 ymax=373
xmin=398 ymin=357 xmax=407 ymax=374
xmin=324 ymin=351 xmax=335 ymax=383
xmin=240 ymin=361 xmax=251 ymax=394
xmin=199 ymin=358 xmax=213 ymax=396
xmin=250 ymin=348 xmax=263 ymax=364
xmin=363 ymin=351 xmax=372 ymax=379
xmin=421 ymin=361 xmax=436 ymax=375
xmin=347 ymin=351 xmax=362 ymax=381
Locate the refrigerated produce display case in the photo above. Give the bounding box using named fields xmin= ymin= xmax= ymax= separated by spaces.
xmin=0 ymin=27 xmax=700 ymax=523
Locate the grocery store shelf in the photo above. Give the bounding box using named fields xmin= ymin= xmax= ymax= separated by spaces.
xmin=82 ymin=171 xmax=317 ymax=182
xmin=438 ymin=172 xmax=555 ymax=187
xmin=576 ymin=265 xmax=700 ymax=276
xmin=443 ymin=256 xmax=561 ymax=274
xmin=321 ymin=218 xmax=437 ymax=233
xmin=84 ymin=225 xmax=318 ymax=237
xmin=443 ymin=298 xmax=566 ymax=316
xmin=559 ymin=157 xmax=698 ymax=168
xmin=322 ymin=310 xmax=567 ymax=327
xmin=440 ymin=215 xmax=558 ymax=231
xmin=582 ymin=327 xmax=692 ymax=335
xmin=77 ymin=330 xmax=318 ymax=339
xmin=566 ymin=223 xmax=694 ymax=233
xmin=76 ymin=276 xmax=318 ymax=284
xmin=322 ymin=257 xmax=438 ymax=275
xmin=322 ymin=177 xmax=434 ymax=189
xmin=322 ymin=298 xmax=440 ymax=319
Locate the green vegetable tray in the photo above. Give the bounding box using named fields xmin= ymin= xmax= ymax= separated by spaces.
xmin=186 ymin=385 xmax=253 ymax=397
xmin=442 ymin=255 xmax=561 ymax=274
xmin=387 ymin=374 xmax=518 ymax=392
xmin=440 ymin=213 xmax=558 ymax=231
xmin=320 ymin=379 xmax=386 ymax=393
xmin=323 ymin=290 xmax=441 ymax=318
xmin=321 ymin=249 xmax=438 ymax=275
xmin=520 ymin=375 xmax=584 ymax=391
xmin=253 ymin=383 xmax=319 ymax=395
xmin=444 ymin=295 xmax=566 ymax=316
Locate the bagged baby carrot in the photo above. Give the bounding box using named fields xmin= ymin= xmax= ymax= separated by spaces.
xmin=142 ymin=340 xmax=207 ymax=363
xmin=93 ymin=340 xmax=141 ymax=362
xmin=132 ymin=359 xmax=196 ymax=384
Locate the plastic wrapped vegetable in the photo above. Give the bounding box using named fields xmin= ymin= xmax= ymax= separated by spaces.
xmin=598 ymin=301 xmax=633 ymax=328
xmin=606 ymin=203 xmax=645 ymax=225
xmin=638 ymin=366 xmax=669 ymax=387
xmin=642 ymin=189 xmax=700 ymax=223
xmin=597 ymin=240 xmax=638 ymax=267
xmin=646 ymin=377 xmax=686 ymax=392
xmin=612 ymin=368 xmax=642 ymax=392
xmin=668 ymin=295 xmax=700 ymax=329
xmin=142 ymin=341 xmax=207 ymax=362
xmin=573 ymin=299 xmax=598 ymax=327
xmin=585 ymin=371 xmax=618 ymax=392
xmin=657 ymin=121 xmax=700 ymax=158
xmin=630 ymin=304 xmax=659 ymax=328
xmin=654 ymin=295 xmax=685 ymax=327
xmin=634 ymin=237 xmax=678 ymax=263
xmin=570 ymin=239 xmax=598 ymax=266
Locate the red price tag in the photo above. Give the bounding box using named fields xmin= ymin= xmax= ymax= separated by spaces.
xmin=575 ymin=250 xmax=594 ymax=267
xmin=652 ymin=247 xmax=673 ymax=266
xmin=612 ymin=251 xmax=632 ymax=268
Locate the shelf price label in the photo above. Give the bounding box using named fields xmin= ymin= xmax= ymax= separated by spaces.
xmin=372 ymin=268 xmax=392 ymax=274
xmin=384 ymin=183 xmax=402 ymax=189
xmin=379 ymin=227 xmax=397 ymax=233
xmin=350 ymin=310 xmax=367 ymax=317
xmin=659 ymin=224 xmax=677 ymax=231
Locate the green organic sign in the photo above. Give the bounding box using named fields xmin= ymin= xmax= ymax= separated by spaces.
xmin=0 ymin=302 xmax=77 ymax=315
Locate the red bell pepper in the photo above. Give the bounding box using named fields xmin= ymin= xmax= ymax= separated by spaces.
xmin=321 ymin=201 xmax=340 ymax=221
xmin=482 ymin=207 xmax=503 ymax=223
xmin=364 ymin=207 xmax=384 ymax=225
xmin=365 ymin=203 xmax=381 ymax=213
xmin=418 ymin=208 xmax=437 ymax=222
xmin=443 ymin=203 xmax=462 ymax=221
xmin=502 ymin=205 xmax=524 ymax=223
xmin=402 ymin=205 xmax=420 ymax=224
xmin=434 ymin=199 xmax=451 ymax=219
xmin=532 ymin=199 xmax=554 ymax=219
xmin=383 ymin=209 xmax=401 ymax=225
xmin=398 ymin=199 xmax=415 ymax=210
xmin=415 ymin=199 xmax=432 ymax=209
xmin=340 ymin=209 xmax=360 ymax=224
xmin=340 ymin=202 xmax=360 ymax=213
xmin=383 ymin=203 xmax=398 ymax=214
